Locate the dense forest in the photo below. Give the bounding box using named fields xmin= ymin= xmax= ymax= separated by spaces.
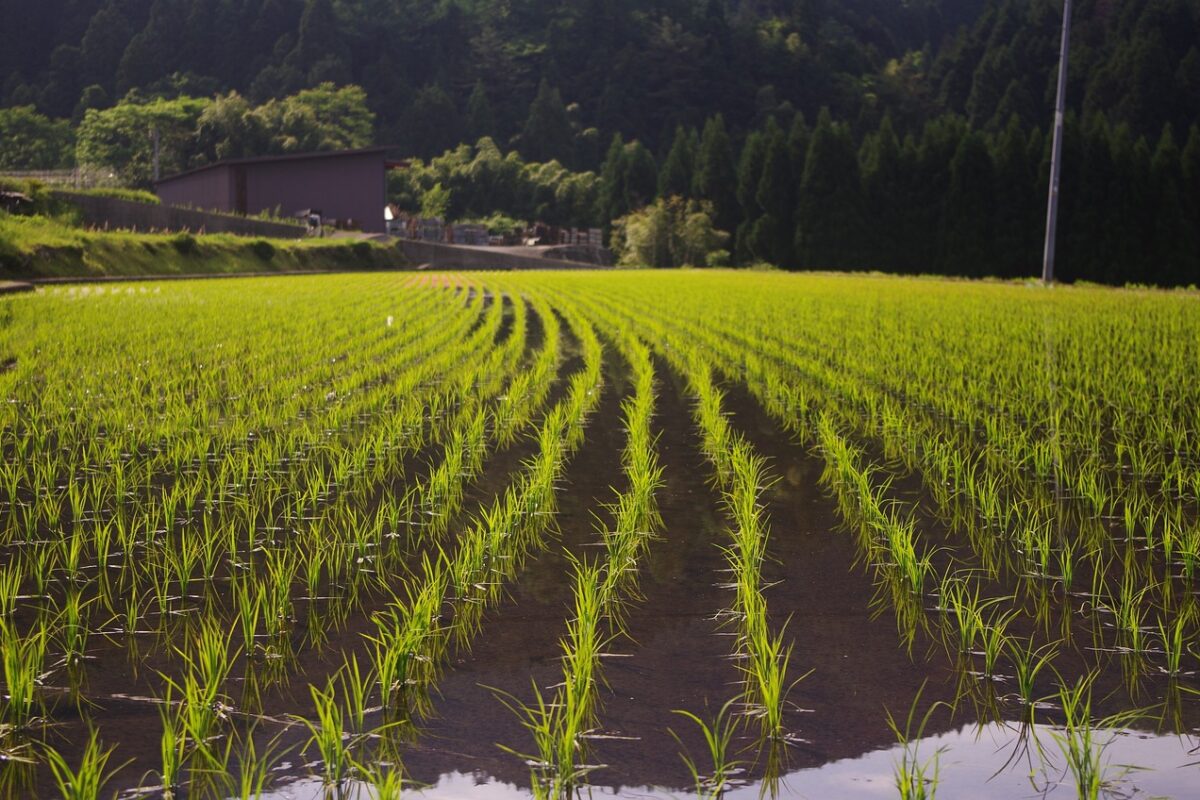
xmin=1 ymin=0 xmax=1198 ymax=284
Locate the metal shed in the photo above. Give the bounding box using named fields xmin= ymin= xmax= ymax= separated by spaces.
xmin=154 ymin=147 xmax=391 ymax=233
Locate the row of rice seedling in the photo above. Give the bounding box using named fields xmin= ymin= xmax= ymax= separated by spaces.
xmin=1 ymin=275 xmax=564 ymax=796
xmin=0 ymin=281 xmax=488 ymax=681
xmin=2 ymin=270 xmax=1196 ymax=798
xmin=554 ymin=279 xmax=804 ymax=753
xmin=496 ymin=298 xmax=664 ymax=798
xmin=578 ymin=274 xmax=1198 ymax=684
xmin=360 ymin=294 xmax=603 ymax=748
xmin=563 ymin=273 xmax=1197 ymax=800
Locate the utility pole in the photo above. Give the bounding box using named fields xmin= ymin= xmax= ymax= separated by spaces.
xmin=1042 ymin=0 xmax=1073 ymax=285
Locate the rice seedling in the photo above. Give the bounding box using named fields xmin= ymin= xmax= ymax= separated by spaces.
xmin=885 ymin=687 xmax=948 ymax=800
xmin=42 ymin=728 xmax=126 ymax=800
xmin=152 ymin=687 xmax=188 ymax=799
xmin=2 ymin=270 xmax=1197 ymax=797
xmin=354 ymin=760 xmax=406 ymax=800
xmin=1044 ymin=674 xmax=1113 ymax=800
xmin=1007 ymin=636 xmax=1059 ymax=717
xmin=0 ymin=619 xmax=47 ymax=730
xmin=221 ymin=729 xmax=290 ymax=800
xmin=669 ymin=699 xmax=745 ymax=800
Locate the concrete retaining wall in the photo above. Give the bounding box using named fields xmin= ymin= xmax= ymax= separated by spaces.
xmin=56 ymin=192 xmax=306 ymax=239
xmin=396 ymin=239 xmax=610 ymax=271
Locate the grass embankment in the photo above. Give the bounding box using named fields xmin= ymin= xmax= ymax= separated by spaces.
xmin=0 ymin=179 xmax=403 ymax=279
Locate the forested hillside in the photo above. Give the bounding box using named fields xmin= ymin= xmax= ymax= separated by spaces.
xmin=1 ymin=0 xmax=1198 ymax=284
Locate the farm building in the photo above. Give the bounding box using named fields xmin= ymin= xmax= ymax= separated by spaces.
xmin=154 ymin=148 xmax=393 ymax=233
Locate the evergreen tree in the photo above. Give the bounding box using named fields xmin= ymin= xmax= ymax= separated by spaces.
xmin=80 ymin=4 xmax=132 ymax=92
xmin=991 ymin=114 xmax=1038 ymax=278
xmin=734 ymin=130 xmax=766 ymax=263
xmin=597 ymin=132 xmax=627 ymax=230
xmin=622 ymin=140 xmax=658 ymax=211
xmin=941 ymin=130 xmax=995 ymax=275
xmin=115 ymin=0 xmax=184 ymax=94
xmin=291 ymin=0 xmax=346 ymax=78
xmin=401 ymin=84 xmax=461 ymax=159
xmin=786 ymin=114 xmax=810 ymax=189
xmin=520 ymin=79 xmax=572 ymax=165
xmin=796 ymin=109 xmax=866 ymax=269
xmin=658 ymin=125 xmax=696 ymax=198
xmin=1182 ymin=124 xmax=1200 ymax=284
xmin=692 ymin=114 xmax=737 ymax=235
xmin=466 ymin=81 xmax=495 ymax=143
xmin=1150 ymin=125 xmax=1194 ymax=285
xmin=753 ymin=118 xmax=795 ymax=266
xmin=859 ymin=114 xmax=903 ymax=269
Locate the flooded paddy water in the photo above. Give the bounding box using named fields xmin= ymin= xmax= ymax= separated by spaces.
xmin=0 ymin=272 xmax=1197 ymax=799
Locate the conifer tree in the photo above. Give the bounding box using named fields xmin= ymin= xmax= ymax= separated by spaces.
xmin=734 ymin=130 xmax=766 ymax=263
xmin=942 ymin=130 xmax=995 ymax=275
xmin=520 ymin=79 xmax=572 ymax=164
xmin=692 ymin=114 xmax=737 ymax=235
xmin=466 ymin=81 xmax=495 ymax=143
xmin=796 ymin=109 xmax=865 ymax=269
xmin=859 ymin=114 xmax=903 ymax=269
xmin=658 ymin=125 xmax=696 ymax=198
xmin=753 ymin=118 xmax=794 ymax=266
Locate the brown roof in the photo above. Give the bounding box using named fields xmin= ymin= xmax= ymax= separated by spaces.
xmin=155 ymin=147 xmax=393 ymax=185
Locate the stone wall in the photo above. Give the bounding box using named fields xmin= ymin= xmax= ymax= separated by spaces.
xmin=56 ymin=191 xmax=306 ymax=239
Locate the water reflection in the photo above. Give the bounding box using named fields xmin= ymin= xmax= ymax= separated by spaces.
xmin=253 ymin=723 xmax=1199 ymax=800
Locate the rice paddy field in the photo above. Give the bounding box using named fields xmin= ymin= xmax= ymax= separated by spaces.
xmin=1 ymin=270 xmax=1198 ymax=800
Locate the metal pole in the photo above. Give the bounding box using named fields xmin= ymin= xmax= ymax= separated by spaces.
xmin=1042 ymin=0 xmax=1072 ymax=284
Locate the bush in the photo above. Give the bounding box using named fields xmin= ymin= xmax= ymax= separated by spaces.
xmin=0 ymin=178 xmax=58 ymax=216
xmin=170 ymin=232 xmax=198 ymax=254
xmin=352 ymin=241 xmax=373 ymax=260
xmin=75 ymin=187 xmax=161 ymax=205
xmin=611 ymin=196 xmax=729 ymax=268
xmin=249 ymin=239 xmax=275 ymax=261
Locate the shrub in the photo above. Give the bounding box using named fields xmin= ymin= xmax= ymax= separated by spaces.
xmin=611 ymin=196 xmax=729 ymax=268
xmin=249 ymin=239 xmax=275 ymax=261
xmin=76 ymin=187 xmax=161 ymax=205
xmin=170 ymin=232 xmax=198 ymax=254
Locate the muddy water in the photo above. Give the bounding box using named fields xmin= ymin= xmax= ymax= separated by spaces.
xmin=389 ymin=341 xmax=632 ymax=787
xmin=6 ymin=346 xmax=1199 ymax=799
xmin=246 ymin=365 xmax=1200 ymax=800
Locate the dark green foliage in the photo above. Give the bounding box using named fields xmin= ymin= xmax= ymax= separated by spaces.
xmin=658 ymin=126 xmax=696 ymax=200
xmin=465 ymin=81 xmax=495 ymax=144
xmin=171 ymin=231 xmax=198 ymax=255
xmin=250 ymin=239 xmax=275 ymax=261
xmin=858 ymin=114 xmax=905 ymax=270
xmin=0 ymin=106 xmax=74 ymax=169
xmin=519 ymin=80 xmax=573 ymax=165
xmin=692 ymin=115 xmax=737 ymax=235
xmin=941 ymin=131 xmax=994 ymax=274
xmin=795 ymin=110 xmax=866 ymax=269
xmin=753 ymin=119 xmax=795 ymax=267
xmin=401 ymin=85 xmax=461 ymax=160
xmin=2 ymin=0 xmax=1196 ymax=284
xmin=734 ymin=130 xmax=766 ymax=263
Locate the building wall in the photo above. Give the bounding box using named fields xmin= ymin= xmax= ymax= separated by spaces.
xmin=155 ymin=166 xmax=232 ymax=212
xmin=243 ymin=152 xmax=386 ymax=233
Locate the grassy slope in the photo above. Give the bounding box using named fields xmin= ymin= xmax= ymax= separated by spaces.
xmin=0 ymin=179 xmax=405 ymax=279
xmin=0 ymin=212 xmax=405 ymax=280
